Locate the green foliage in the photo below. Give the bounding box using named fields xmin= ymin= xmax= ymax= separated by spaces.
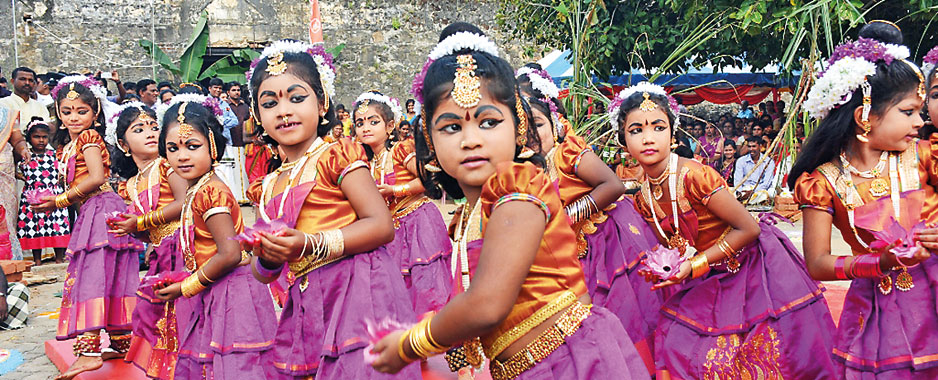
xmin=139 ymin=11 xmax=258 ymax=83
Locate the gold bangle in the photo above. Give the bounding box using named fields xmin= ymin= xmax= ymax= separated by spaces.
xmin=154 ymin=209 xmax=166 ymax=225
xmin=717 ymin=240 xmax=735 ymax=258
xmin=55 ymin=193 xmax=70 ymax=208
xmin=424 ymin=314 xmax=446 ymax=351
xmin=136 ymin=216 xmax=145 ymax=232
xmin=691 ymin=254 xmax=710 ymax=280
xmin=72 ymin=186 xmax=86 ymax=198
xmin=397 ymin=330 xmax=416 ymax=363
xmin=197 ymin=267 xmax=215 ymax=284
xmin=181 ymin=274 xmax=207 ymax=298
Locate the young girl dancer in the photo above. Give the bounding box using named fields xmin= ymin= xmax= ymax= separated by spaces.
xmin=106 ymin=102 xmax=186 ymax=379
xmin=517 ymin=65 xmax=662 ymax=372
xmin=792 ymin=23 xmax=938 ymax=378
xmin=244 ymin=40 xmax=420 ymax=379
xmin=615 ymin=82 xmax=836 ymax=379
xmin=152 ymin=97 xmax=276 ymax=378
xmin=369 ymin=23 xmax=649 ymax=379
xmin=352 ymin=90 xmax=452 ymax=315
xmin=32 ymin=76 xmax=144 ymax=380
xmin=19 ymin=121 xmax=70 ymax=265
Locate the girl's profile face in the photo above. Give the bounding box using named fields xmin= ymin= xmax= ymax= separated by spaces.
xmin=429 ymin=89 xmax=517 ymax=192
xmin=256 ymin=72 xmax=322 ymax=148
xmin=58 ymin=97 xmax=96 ymax=136
xmin=29 ymin=129 xmax=49 ymax=151
xmin=122 ymin=114 xmax=160 ymax=160
xmin=866 ymin=91 xmax=923 ymax=152
xmin=164 ymin=122 xmax=213 ymax=180
xmin=620 ymin=107 xmax=672 ymax=169
xmin=531 ymin=106 xmax=554 ymax=153
xmin=353 ymin=106 xmax=390 ymax=148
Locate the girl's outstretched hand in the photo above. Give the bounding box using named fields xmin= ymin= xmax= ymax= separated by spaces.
xmin=651 ymin=260 xmax=692 ymax=290
xmin=370 ymin=330 xmax=410 ymax=374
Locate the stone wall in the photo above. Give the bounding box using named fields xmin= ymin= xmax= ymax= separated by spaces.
xmin=0 ymin=0 xmax=525 ymax=104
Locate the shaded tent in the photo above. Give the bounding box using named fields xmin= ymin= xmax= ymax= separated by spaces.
xmin=537 ymin=50 xmax=798 ymax=105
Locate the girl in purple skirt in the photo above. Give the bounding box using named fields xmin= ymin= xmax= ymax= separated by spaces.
xmin=369 ymin=22 xmax=649 ymax=380
xmin=106 ymin=102 xmax=187 ymax=379
xmin=152 ymin=98 xmax=276 ymax=378
xmin=351 ymin=91 xmax=452 ymax=316
xmin=244 ymin=40 xmax=420 ymax=379
xmin=32 ymin=76 xmax=145 ymax=380
xmin=615 ymin=81 xmax=836 ymax=379
xmin=793 ymin=22 xmax=938 ymax=379
xmin=517 ymin=64 xmax=663 ymax=373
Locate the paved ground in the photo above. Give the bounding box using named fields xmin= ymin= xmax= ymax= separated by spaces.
xmin=0 ymin=203 xmax=851 ymax=379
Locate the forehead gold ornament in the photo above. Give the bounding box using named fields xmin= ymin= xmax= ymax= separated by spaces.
xmin=66 ymin=83 xmax=79 ymax=100
xmin=266 ymin=51 xmax=287 ymax=76
xmin=177 ymin=103 xmax=194 ymax=140
xmin=639 ymin=92 xmax=658 ymax=112
xmin=357 ymin=100 xmax=371 ymax=115
xmin=452 ymin=54 xmax=482 ymax=109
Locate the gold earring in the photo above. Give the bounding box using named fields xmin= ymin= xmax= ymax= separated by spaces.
xmin=424 ymin=159 xmax=442 ymax=173
xmin=857 ymin=121 xmax=871 ymax=143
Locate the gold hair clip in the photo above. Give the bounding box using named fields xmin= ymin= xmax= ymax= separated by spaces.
xmin=452 ymin=54 xmax=482 ymax=109
xmin=177 ymin=103 xmax=193 ymax=140
xmin=639 ymin=92 xmax=658 ymax=112
xmin=66 ymin=83 xmax=79 ymax=100
xmin=870 ymin=20 xmax=901 ymax=32
xmin=905 ymin=60 xmax=927 ymax=101
xmin=266 ymin=51 xmax=287 ymax=76
xmin=357 ymin=100 xmax=370 ymax=115
xmin=137 ymin=107 xmax=155 ymax=123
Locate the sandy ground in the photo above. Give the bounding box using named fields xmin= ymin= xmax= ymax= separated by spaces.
xmin=0 ymin=203 xmax=852 ymax=379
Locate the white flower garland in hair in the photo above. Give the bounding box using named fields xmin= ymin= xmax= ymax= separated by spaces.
xmin=155 ymin=94 xmax=225 ymax=127
xmin=516 ymin=67 xmax=560 ymax=99
xmin=429 ymin=32 xmax=500 ymax=60
xmin=105 ymin=101 xmax=148 ymax=145
xmin=355 ymin=92 xmax=403 ymax=124
xmin=55 ymin=75 xmax=120 ymax=142
xmin=607 ymin=82 xmax=678 ymax=128
xmin=882 ymin=43 xmax=911 ymax=62
xmin=56 ymin=75 xmax=109 ymax=103
xmin=803 ymin=57 xmax=877 ymax=120
xmin=247 ymin=40 xmax=337 ymax=98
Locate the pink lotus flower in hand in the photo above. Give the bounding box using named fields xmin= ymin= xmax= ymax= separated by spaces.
xmin=231 ymin=217 xmax=289 ymax=245
xmin=362 ymin=317 xmax=411 ymax=364
xmin=869 ymin=218 xmax=926 ymax=260
xmin=639 ymin=245 xmax=686 ymax=281
xmin=25 ymin=188 xmax=55 ymax=205
xmin=140 ymin=271 xmax=189 ymax=290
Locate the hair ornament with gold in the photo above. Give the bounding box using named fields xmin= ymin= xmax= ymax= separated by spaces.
xmin=452 ymin=55 xmax=482 ymax=109
xmin=246 ymin=39 xmax=337 ymax=101
xmin=608 ymin=82 xmax=680 ymax=129
xmin=106 ymin=101 xmax=152 ymax=146
xmin=52 ymin=75 xmax=118 ymax=127
xmin=354 ymin=91 xmax=404 ymax=125
xmin=411 ymin=31 xmax=499 ymax=104
xmin=155 ymin=94 xmax=225 ymax=128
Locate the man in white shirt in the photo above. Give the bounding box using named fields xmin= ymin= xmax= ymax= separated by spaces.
xmin=734 ymin=137 xmax=776 ymax=204
xmin=0 ymin=67 xmax=50 ymax=131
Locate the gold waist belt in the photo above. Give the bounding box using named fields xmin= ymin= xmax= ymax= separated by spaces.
xmin=484 ymin=290 xmax=577 ymax=359
xmin=76 ymin=183 xmax=114 ymax=208
xmin=150 ymin=220 xmax=181 ymax=247
xmin=489 ymin=301 xmax=592 ymax=380
xmin=391 ymin=195 xmax=430 ymax=227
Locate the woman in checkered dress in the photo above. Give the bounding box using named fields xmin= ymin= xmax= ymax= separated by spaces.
xmin=17 ymin=121 xmax=70 ymax=265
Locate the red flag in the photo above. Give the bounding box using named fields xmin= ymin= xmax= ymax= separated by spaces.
xmin=309 ymin=0 xmax=323 ymax=44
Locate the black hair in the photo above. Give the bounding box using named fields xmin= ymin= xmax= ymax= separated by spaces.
xmin=178 ymin=83 xmax=203 ymax=95
xmin=111 ymin=106 xmax=159 ymax=178
xmin=158 ymin=102 xmax=227 ymax=163
xmin=415 ymin=23 xmax=543 ymax=200
xmin=788 ymin=25 xmax=919 ymax=189
xmin=517 ymin=62 xmax=569 ymax=119
xmin=859 ymin=21 xmax=903 ymax=44
xmin=405 ymin=99 xmax=415 ymax=107
xmin=157 ymin=81 xmax=172 ymax=91
xmin=248 ymin=49 xmax=340 ymax=151
xmin=52 ymin=82 xmax=107 ymax=148
xmin=223 ymin=81 xmax=241 ymax=92
xmin=208 ymin=78 xmax=224 ymax=87
xmin=159 ymin=89 xmax=175 ymax=101
xmin=137 ymin=79 xmax=156 ymax=91
xmin=123 ymin=94 xmax=141 ymax=103
xmin=124 ymin=81 xmax=137 ymax=92
xmin=11 ymin=67 xmax=36 ymax=81
xmin=614 ymin=92 xmax=677 ymax=147
xmin=392 ymin=120 xmax=411 ymax=143
xmin=351 ymin=92 xmax=395 ymax=159
xmin=25 ymin=121 xmax=51 ymax=142
xmin=745 ymin=135 xmax=763 ymax=145
xmin=527 ymin=96 xmax=562 ymax=144
xmin=335 ymin=103 xmax=347 ymax=112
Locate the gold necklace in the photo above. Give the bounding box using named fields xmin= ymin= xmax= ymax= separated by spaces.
xmin=259 ymin=138 xmax=330 ymax=222
xmin=127 ymin=158 xmax=162 ymax=214
xmin=180 ymin=171 xmax=216 ymax=272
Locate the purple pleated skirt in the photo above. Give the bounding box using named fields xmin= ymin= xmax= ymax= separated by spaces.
xmin=654 ymin=220 xmax=837 ymax=380
xmin=510 ymin=306 xmax=651 ymax=379
xmin=390 ymin=201 xmax=453 ymax=315
xmin=174 ymin=265 xmax=277 ymax=379
xmin=57 ymin=191 xmax=144 ymax=339
xmin=580 ymin=197 xmax=664 ymax=372
xmin=262 ymin=246 xmax=421 ymax=379
xmin=126 ymin=231 xmax=182 ymax=379
xmin=834 ymin=257 xmax=938 ymax=378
